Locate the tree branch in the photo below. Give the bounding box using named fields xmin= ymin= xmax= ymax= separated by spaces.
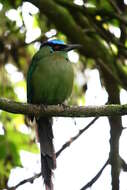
xmin=0 ymin=98 xmax=127 ymax=117
xmin=7 ymin=173 xmax=41 ymax=190
xmin=1 ymin=98 xmax=127 ymax=118
xmin=80 ymin=159 xmax=109 ymax=190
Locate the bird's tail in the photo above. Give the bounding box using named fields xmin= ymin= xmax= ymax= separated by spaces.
xmin=36 ymin=117 xmax=56 ymax=190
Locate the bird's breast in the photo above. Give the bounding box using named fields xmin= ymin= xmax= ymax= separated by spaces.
xmin=31 ymin=53 xmax=74 ymax=105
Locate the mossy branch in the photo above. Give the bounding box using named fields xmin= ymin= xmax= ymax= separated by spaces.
xmin=0 ymin=98 xmax=127 ymax=118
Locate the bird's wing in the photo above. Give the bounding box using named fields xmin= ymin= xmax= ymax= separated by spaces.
xmin=27 ymin=54 xmax=39 ymax=103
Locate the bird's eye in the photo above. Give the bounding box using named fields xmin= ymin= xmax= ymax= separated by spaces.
xmin=54 ymin=45 xmax=60 ymax=51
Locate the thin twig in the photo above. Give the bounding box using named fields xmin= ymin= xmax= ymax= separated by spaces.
xmin=56 ymin=117 xmax=99 ymax=157
xmin=109 ymin=0 xmax=122 ymax=14
xmin=120 ymin=157 xmax=127 ymax=172
xmin=7 ymin=173 xmax=41 ymax=190
xmin=80 ymin=159 xmax=109 ymax=190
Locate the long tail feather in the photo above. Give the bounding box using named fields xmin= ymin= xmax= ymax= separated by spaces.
xmin=36 ymin=117 xmax=56 ymax=190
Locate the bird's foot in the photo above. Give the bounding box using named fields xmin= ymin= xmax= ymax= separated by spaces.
xmin=40 ymin=104 xmax=48 ymax=111
xmin=59 ymin=103 xmax=70 ymax=109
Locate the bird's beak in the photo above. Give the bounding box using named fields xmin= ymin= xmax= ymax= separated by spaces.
xmin=64 ymin=44 xmax=82 ymax=51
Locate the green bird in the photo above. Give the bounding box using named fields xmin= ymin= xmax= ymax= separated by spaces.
xmin=27 ymin=39 xmax=80 ymax=190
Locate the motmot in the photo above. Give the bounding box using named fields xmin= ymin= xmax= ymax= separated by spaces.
xmin=27 ymin=39 xmax=80 ymax=190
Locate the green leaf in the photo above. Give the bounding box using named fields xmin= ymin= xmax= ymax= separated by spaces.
xmin=0 ymin=135 xmax=21 ymax=166
xmin=7 ymin=127 xmax=39 ymax=154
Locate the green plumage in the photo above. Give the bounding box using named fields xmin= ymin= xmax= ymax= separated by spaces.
xmin=27 ymin=46 xmax=74 ymax=105
xmin=27 ymin=44 xmax=74 ymax=190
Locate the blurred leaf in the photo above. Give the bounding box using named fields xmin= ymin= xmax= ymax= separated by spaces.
xmin=7 ymin=127 xmax=39 ymax=153
xmin=87 ymin=0 xmax=113 ymax=10
xmin=0 ymin=0 xmax=22 ymax=8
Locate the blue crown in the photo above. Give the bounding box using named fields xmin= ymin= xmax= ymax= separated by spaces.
xmin=48 ymin=39 xmax=65 ymax=45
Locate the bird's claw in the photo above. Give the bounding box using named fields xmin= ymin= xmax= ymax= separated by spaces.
xmin=60 ymin=103 xmax=69 ymax=109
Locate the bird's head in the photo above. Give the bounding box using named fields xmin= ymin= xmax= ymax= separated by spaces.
xmin=40 ymin=39 xmax=81 ymax=52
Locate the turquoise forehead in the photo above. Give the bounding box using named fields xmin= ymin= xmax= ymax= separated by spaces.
xmin=48 ymin=39 xmax=65 ymax=45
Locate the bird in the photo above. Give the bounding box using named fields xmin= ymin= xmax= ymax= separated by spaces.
xmin=27 ymin=39 xmax=80 ymax=190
